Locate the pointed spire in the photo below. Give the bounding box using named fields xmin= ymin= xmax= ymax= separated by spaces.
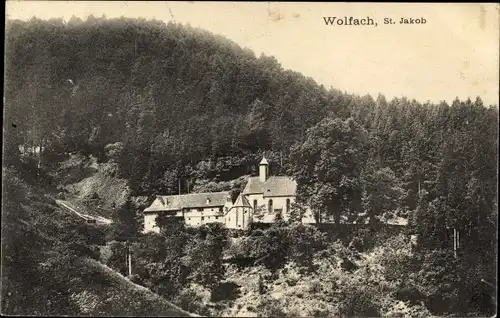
xmin=259 ymin=156 xmax=269 ymax=181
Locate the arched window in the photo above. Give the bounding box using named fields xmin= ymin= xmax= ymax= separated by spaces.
xmin=253 ymin=200 xmax=257 ymax=211
xmin=268 ymin=199 xmax=273 ymax=213
xmin=286 ymin=199 xmax=291 ymax=213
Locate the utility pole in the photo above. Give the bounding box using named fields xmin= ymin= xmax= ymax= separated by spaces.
xmin=126 ymin=241 xmax=132 ymax=277
xmin=417 ymin=178 xmax=421 ymax=199
xmin=128 ymin=248 xmax=132 ymax=276
xmin=280 ymin=151 xmax=283 ymax=174
xmin=453 ymin=227 xmax=460 ymax=259
xmin=125 ymin=241 xmax=128 ymax=276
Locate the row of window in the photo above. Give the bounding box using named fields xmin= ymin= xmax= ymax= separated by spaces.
xmin=185 ymin=216 xmax=242 ymax=228
xmin=184 ymin=199 xmax=292 ymax=215
xmin=188 ymin=216 xmax=220 ymax=221
xmin=253 ymin=199 xmax=291 ymax=213
xmin=185 ymin=207 xmax=224 ymax=212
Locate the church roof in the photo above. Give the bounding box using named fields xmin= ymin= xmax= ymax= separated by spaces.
xmin=259 ymin=157 xmax=269 ymax=165
xmin=232 ymin=194 xmax=251 ymax=207
xmin=144 ymin=191 xmax=230 ymax=212
xmin=242 ymin=176 xmax=297 ymax=197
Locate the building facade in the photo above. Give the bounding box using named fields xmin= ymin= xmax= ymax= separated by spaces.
xmin=224 ymin=194 xmax=253 ymax=229
xmin=143 ymin=192 xmax=233 ymax=233
xmin=241 ymin=157 xmax=315 ymax=224
xmin=143 ymin=156 xmax=315 ymax=233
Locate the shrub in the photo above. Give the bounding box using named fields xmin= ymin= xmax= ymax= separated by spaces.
xmin=174 ymin=285 xmax=211 ymax=316
xmin=257 ymin=225 xmax=289 ymax=271
xmin=308 ymin=280 xmax=322 ymax=294
xmin=394 ymin=285 xmax=425 ymax=304
xmin=287 ymin=224 xmax=328 ymax=271
xmin=249 ymin=228 xmax=265 ymax=237
xmin=338 ymin=290 xmax=381 ymax=317
xmin=340 ymin=257 xmax=358 ymax=273
xmin=373 ymin=234 xmax=416 ymax=282
xmin=411 ymin=249 xmax=460 ymax=315
xmin=349 ymin=236 xmax=364 ymax=252
xmin=286 ymin=277 xmax=298 ymax=287
xmin=105 ymin=241 xmax=127 ymax=275
xmin=129 ymin=274 xmax=144 ymax=285
xmin=255 ymin=296 xmax=286 ymax=317
xmin=69 ymin=289 xmax=100 ymax=314
xmin=184 ymin=223 xmax=229 ymax=299
xmin=312 ymin=308 xmax=331 ymax=317
xmin=258 ymin=274 xmax=266 ymax=295
xmin=211 ymin=281 xmax=241 ymax=301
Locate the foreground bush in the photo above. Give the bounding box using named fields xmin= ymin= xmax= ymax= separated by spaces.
xmin=174 ymin=284 xmax=212 ymax=316
xmin=255 ymin=296 xmax=287 ymax=317
xmin=225 ymin=223 xmax=328 ymax=273
xmin=337 ymin=289 xmax=381 ymax=317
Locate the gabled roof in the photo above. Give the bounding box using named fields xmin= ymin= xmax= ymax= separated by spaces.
xmin=144 ymin=191 xmax=230 ymax=212
xmin=259 ymin=157 xmax=269 ymax=165
xmin=232 ymin=194 xmax=251 ymax=207
xmin=242 ymin=176 xmax=297 ymax=197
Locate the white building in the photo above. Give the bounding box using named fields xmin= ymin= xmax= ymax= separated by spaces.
xmin=240 ymin=157 xmax=315 ymax=224
xmin=143 ymin=156 xmax=315 ymax=233
xmin=143 ymin=191 xmax=233 ymax=233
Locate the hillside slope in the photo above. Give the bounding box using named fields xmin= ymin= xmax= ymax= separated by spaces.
xmin=75 ymin=258 xmax=196 ymax=317
xmin=220 ymin=239 xmax=434 ymax=317
xmin=1 ymin=166 xmax=196 ymax=316
xmin=52 ymin=154 xmax=131 ymax=213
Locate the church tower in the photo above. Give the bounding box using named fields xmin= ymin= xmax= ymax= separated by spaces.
xmin=259 ymin=156 xmax=269 ymax=182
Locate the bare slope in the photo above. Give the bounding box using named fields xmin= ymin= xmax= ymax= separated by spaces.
xmin=56 ymin=154 xmax=131 ymax=214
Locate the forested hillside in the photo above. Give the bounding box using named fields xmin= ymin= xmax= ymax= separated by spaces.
xmin=1 ymin=166 xmax=195 ymax=316
xmin=3 ymin=16 xmax=498 ymax=317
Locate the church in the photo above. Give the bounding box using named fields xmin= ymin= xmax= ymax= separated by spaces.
xmin=142 ymin=157 xmax=315 ymax=233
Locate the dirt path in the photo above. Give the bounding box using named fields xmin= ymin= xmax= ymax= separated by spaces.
xmin=56 ymin=199 xmax=113 ymax=224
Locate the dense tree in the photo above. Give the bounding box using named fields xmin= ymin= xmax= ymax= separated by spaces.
xmin=290 ymin=117 xmax=369 ymax=224
xmin=112 ymin=198 xmax=140 ymax=242
xmin=185 ymin=223 xmax=229 ymax=298
xmin=361 ymin=167 xmax=405 ymax=224
xmin=288 ymin=202 xmax=307 ymax=224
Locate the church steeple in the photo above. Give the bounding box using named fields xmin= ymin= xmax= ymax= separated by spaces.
xmin=259 ymin=156 xmax=269 ymax=182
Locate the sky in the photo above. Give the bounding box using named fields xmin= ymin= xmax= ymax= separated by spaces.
xmin=6 ymin=1 xmax=500 ymax=106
